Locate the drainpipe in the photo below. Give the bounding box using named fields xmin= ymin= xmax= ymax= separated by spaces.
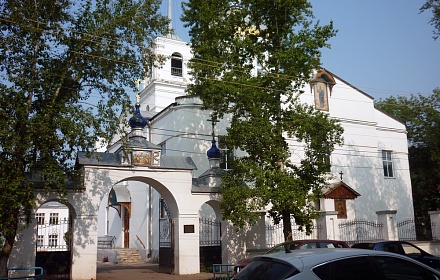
xmin=148 ymin=185 xmax=152 ymax=258
xmin=146 ymin=119 xmax=153 ymax=258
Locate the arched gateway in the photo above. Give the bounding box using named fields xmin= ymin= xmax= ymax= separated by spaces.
xmin=72 ymin=151 xmax=212 ymax=278
xmin=68 ymin=102 xmax=224 ymax=278
xmin=9 ymin=101 xmax=228 ymax=280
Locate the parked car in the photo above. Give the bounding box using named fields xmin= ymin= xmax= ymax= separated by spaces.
xmin=351 ymin=240 xmax=440 ymax=271
xmin=232 ymin=248 xmax=440 ymax=280
xmin=233 ymin=239 xmax=349 ymax=274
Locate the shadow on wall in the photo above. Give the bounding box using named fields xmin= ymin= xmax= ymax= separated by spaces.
xmin=331 ymin=138 xmax=413 ymax=221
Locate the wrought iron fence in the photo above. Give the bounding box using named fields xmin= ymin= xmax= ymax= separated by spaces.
xmin=266 ymin=221 xmax=322 ymax=247
xmin=97 ymin=235 xmax=116 ymax=249
xmin=397 ymin=219 xmax=436 ymax=241
xmin=199 ymin=218 xmax=221 ymax=247
xmin=171 ymin=67 xmax=182 ymax=76
xmin=338 ymin=219 xmax=383 ymax=244
xmin=36 ymin=220 xmax=71 ymax=251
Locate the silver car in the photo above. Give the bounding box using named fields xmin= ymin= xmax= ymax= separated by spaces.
xmin=232 ymin=248 xmax=440 ymax=280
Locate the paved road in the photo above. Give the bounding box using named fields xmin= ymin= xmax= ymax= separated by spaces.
xmin=97 ymin=261 xmax=213 ymax=280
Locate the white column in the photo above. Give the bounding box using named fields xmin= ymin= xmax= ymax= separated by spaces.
xmin=429 ymin=211 xmax=440 ymax=241
xmin=174 ymin=213 xmax=200 ymax=275
xmin=9 ymin=219 xmax=36 ymax=270
xmin=376 ymin=210 xmax=398 ymax=241
xmin=246 ymin=212 xmax=266 ymax=250
xmin=317 ymin=211 xmax=339 ymax=240
xmin=71 ymin=214 xmax=98 ymax=280
xmin=221 ymin=220 xmax=247 ymax=265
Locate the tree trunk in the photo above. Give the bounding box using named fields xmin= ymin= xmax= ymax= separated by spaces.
xmin=0 ymin=234 xmax=15 ymax=278
xmin=0 ymin=255 xmax=8 ymax=278
xmin=282 ymin=210 xmax=293 ymax=242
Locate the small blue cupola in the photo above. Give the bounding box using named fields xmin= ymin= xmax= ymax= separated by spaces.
xmin=206 ymin=117 xmax=222 ymax=170
xmin=120 ymin=94 xmax=162 ymax=167
xmin=129 ymin=102 xmax=148 ymax=129
xmin=207 ymin=139 xmax=221 ymax=159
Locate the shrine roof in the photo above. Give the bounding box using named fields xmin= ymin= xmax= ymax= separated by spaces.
xmin=323 ymin=181 xmax=361 ymax=200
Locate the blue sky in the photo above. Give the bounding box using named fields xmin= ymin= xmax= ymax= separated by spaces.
xmin=161 ymin=0 xmax=439 ymax=100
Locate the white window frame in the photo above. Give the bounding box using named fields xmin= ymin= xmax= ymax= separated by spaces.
xmin=36 ymin=213 xmax=45 ymax=225
xmin=49 ymin=213 xmax=59 ymax=225
xmin=37 ymin=235 xmax=44 ymax=248
xmin=48 ymin=234 xmax=58 ymax=248
xmin=171 ymin=52 xmax=183 ymax=77
xmin=382 ymin=150 xmax=394 ymax=178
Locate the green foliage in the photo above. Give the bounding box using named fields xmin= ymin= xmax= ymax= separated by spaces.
xmin=0 ymin=0 xmax=168 ymax=274
xmin=182 ymin=0 xmax=343 ymax=240
xmin=420 ymin=0 xmax=440 ymax=40
xmin=375 ymin=90 xmax=440 ymax=222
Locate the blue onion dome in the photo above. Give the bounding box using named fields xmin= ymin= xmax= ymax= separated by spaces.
xmin=129 ymin=103 xmax=148 ymax=129
xmin=207 ymin=139 xmax=221 ymax=159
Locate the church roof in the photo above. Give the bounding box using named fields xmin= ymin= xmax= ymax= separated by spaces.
xmin=127 ymin=136 xmax=161 ymax=150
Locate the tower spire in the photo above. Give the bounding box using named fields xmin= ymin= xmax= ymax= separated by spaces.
xmin=168 ymin=0 xmax=172 ymax=32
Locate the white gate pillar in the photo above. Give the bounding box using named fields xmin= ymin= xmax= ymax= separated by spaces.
xmin=317 ymin=211 xmax=339 ymax=240
xmin=71 ymin=214 xmax=98 ymax=280
xmin=376 ymin=210 xmax=398 ymax=241
xmin=429 ymin=211 xmax=440 ymax=240
xmin=174 ymin=213 xmax=200 ymax=275
xmin=9 ymin=219 xmax=36 ymax=270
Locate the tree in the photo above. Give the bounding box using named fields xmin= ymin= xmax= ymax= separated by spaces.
xmin=421 ymin=0 xmax=440 ymax=40
xmin=0 ymin=0 xmax=168 ymax=276
xmin=182 ymin=0 xmax=343 ymax=241
xmin=375 ymin=91 xmax=440 ymax=234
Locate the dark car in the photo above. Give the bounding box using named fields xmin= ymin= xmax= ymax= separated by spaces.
xmin=233 ymin=239 xmax=349 ymax=274
xmin=352 ymin=240 xmax=440 ymax=271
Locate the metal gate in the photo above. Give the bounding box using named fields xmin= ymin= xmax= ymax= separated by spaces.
xmin=199 ymin=218 xmax=221 ymax=271
xmin=338 ymin=219 xmax=383 ymax=244
xmin=35 ymin=218 xmax=72 ymax=280
xmin=159 ymin=198 xmax=174 ymax=273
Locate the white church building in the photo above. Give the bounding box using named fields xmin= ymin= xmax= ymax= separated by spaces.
xmin=9 ymin=18 xmax=419 ymax=280
xmin=94 ymin=31 xmax=415 ymax=264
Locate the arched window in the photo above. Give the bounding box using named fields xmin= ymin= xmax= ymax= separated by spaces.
xmin=171 ymin=52 xmax=183 ymax=76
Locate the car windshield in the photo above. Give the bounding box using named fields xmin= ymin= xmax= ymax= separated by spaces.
xmin=266 ymin=242 xmax=301 ymax=254
xmin=233 ymin=258 xmax=299 ymax=280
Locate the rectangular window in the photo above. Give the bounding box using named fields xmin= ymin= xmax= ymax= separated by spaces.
xmin=218 ymin=136 xmax=234 ymax=170
xmin=161 ymin=142 xmax=166 ymax=156
xmin=37 ymin=235 xmax=44 ymax=248
xmin=36 ymin=213 xmax=45 ymax=225
xmin=160 ymin=198 xmax=166 ymax=219
xmin=382 ymin=150 xmax=394 ymax=178
xmin=323 ymin=154 xmax=331 ymax=172
xmin=48 ymin=234 xmax=58 ymax=247
xmin=49 ymin=213 xmax=59 ymax=225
